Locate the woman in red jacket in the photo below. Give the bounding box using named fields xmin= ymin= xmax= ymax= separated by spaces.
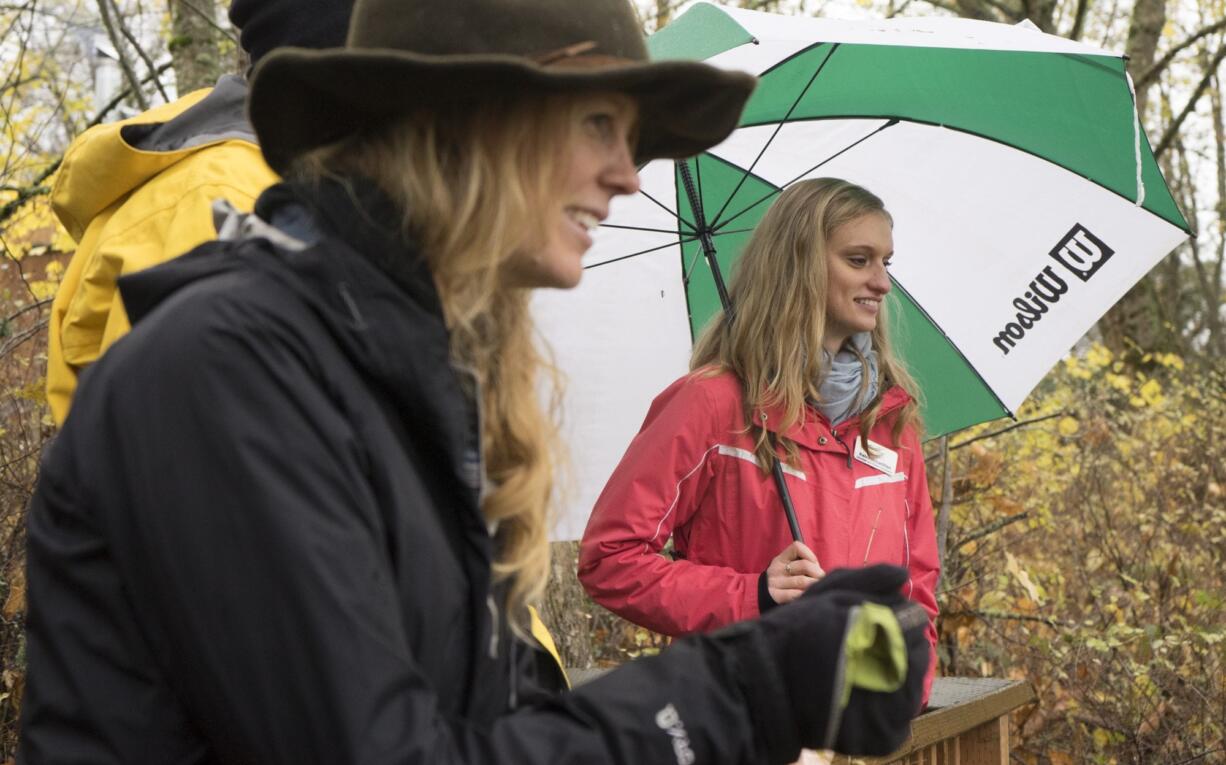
xmin=579 ymin=177 xmax=940 ymax=703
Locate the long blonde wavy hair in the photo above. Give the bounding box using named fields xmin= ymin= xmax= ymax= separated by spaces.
xmin=291 ymin=94 xmax=586 ymax=627
xmin=691 ymin=177 xmax=922 ymax=472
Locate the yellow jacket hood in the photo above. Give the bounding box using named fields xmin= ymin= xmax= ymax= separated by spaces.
xmin=47 ymin=75 xmax=277 ymax=425
xmin=52 ymin=77 xmax=264 ymax=242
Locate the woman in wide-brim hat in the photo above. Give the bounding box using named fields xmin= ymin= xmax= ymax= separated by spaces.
xmin=20 ymin=0 xmax=929 ymax=762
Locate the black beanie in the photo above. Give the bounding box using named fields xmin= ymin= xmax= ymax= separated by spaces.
xmin=228 ymin=0 xmax=355 ymax=66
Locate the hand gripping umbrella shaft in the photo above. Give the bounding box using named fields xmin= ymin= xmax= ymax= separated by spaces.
xmin=676 ymin=160 xmax=805 ymax=545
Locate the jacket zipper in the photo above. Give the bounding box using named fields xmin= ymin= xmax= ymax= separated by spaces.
xmin=508 ymin=636 xmax=519 ymax=710
xmin=453 ymin=365 xmax=503 ymax=669
xmin=487 ymin=595 xmax=500 ymax=660
xmin=831 ymin=428 xmax=853 ymax=469
xmin=451 ymin=364 xmax=491 ymax=511
xmin=903 ymin=498 xmax=913 ymax=598
xmin=862 ymin=508 xmax=883 ymax=564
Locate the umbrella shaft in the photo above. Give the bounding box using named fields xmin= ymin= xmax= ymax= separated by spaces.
xmin=676 ymin=160 xmax=734 ymax=319
xmin=772 ymin=459 xmax=804 ymax=544
xmin=678 ymin=159 xmax=799 ymax=540
xmin=765 ymin=432 xmax=804 ymax=545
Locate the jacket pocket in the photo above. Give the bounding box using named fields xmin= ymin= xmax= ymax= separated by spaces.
xmin=852 ymin=473 xmax=909 ymax=567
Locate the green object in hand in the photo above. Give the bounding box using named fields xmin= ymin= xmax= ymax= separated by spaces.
xmin=839 ymin=602 xmax=911 ymax=708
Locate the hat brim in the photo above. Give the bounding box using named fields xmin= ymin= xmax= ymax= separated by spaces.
xmin=249 ymin=47 xmax=756 ymax=174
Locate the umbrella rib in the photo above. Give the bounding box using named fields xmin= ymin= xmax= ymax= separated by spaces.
xmin=682 ymin=238 xmax=705 ymax=287
xmin=637 ymin=186 xmax=698 ymax=234
xmin=712 ymin=118 xmax=900 ymax=234
xmin=600 ymin=223 xmax=692 ymax=235
xmin=583 ymin=236 xmax=699 ymax=270
xmin=708 ymin=43 xmax=842 ymax=230
xmin=728 ymin=111 xmax=1191 ymax=235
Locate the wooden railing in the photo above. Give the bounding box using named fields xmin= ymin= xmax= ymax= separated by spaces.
xmin=569 ymin=671 xmax=1034 ymax=765
xmin=838 ymin=677 xmax=1035 ymax=764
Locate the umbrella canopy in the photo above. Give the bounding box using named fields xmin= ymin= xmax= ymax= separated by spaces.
xmin=535 ymin=2 xmax=1190 ymax=540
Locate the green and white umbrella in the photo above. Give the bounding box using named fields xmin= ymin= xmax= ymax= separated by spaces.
xmin=535 ymin=2 xmax=1190 ymax=540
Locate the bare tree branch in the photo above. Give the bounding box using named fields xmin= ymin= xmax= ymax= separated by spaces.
xmin=955 ymin=511 xmax=1030 ymax=550
xmin=885 ymin=0 xmax=916 ymax=18
xmin=95 ymin=0 xmax=150 ymax=110
xmin=1136 ymin=17 xmax=1226 ymax=90
xmin=1068 ymin=0 xmax=1091 ymax=40
xmin=104 ymin=0 xmax=169 ymax=102
xmin=0 ymin=318 xmax=47 ymax=359
xmin=1153 ymin=43 xmax=1226 ymax=160
xmin=942 ymin=608 xmax=1068 ymax=627
xmin=175 ymin=0 xmax=239 ymax=43
xmin=924 ymin=411 xmax=1068 ymax=462
xmin=0 ymin=62 xmax=172 ymax=227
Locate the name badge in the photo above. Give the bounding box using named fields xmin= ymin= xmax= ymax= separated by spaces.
xmin=854 ymin=436 xmax=898 ymax=475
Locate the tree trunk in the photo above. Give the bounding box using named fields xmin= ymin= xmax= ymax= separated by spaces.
xmin=654 ymin=0 xmax=671 ymax=30
xmin=1097 ymin=0 xmax=1168 ymax=356
xmin=1123 ymin=0 xmax=1167 ymax=118
xmin=541 ymin=541 xmax=596 ymax=669
xmin=169 ymin=0 xmax=225 ymax=94
xmin=1021 ymin=0 xmax=1058 ymax=33
xmin=1203 ymin=69 xmax=1225 ymax=355
xmin=952 ymin=0 xmax=1000 ymax=23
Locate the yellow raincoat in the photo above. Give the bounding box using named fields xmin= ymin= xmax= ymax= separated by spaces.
xmin=47 ymin=77 xmax=276 ymax=424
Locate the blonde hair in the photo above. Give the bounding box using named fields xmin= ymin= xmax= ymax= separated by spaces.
xmin=291 ymin=94 xmax=585 ymax=627
xmin=690 ymin=178 xmax=922 ymax=472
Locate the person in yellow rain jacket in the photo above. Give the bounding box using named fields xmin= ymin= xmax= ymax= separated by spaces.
xmin=47 ymin=81 xmax=274 ymax=424
xmin=46 ymin=0 xmax=354 ymax=425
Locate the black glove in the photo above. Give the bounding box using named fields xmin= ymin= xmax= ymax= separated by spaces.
xmin=723 ymin=564 xmax=929 ymax=762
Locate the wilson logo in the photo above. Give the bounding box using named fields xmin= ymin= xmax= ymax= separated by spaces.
xmin=1049 ymin=224 xmax=1115 ymax=281
xmin=992 ymin=223 xmax=1111 ymax=356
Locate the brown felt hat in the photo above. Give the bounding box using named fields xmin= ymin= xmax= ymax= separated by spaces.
xmin=248 ymin=0 xmax=756 ymax=174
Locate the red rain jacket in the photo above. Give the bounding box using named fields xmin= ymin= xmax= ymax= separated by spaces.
xmin=579 ymin=369 xmax=939 ymax=702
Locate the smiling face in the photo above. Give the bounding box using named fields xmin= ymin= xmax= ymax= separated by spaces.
xmin=822 ymin=211 xmax=894 ymax=354
xmin=504 ymin=93 xmax=641 ymax=289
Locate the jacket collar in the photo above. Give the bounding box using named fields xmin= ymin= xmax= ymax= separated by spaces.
xmin=120 ymin=75 xmax=256 ymax=153
xmin=261 ymin=176 xmax=444 ymax=316
xmin=120 ymin=177 xmax=490 ymax=557
xmin=764 ymin=385 xmax=914 ymax=450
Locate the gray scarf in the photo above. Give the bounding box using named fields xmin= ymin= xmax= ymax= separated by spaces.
xmin=817 ymin=332 xmax=879 ymax=426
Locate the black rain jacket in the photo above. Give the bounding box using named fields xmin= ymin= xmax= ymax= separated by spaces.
xmin=20 ymin=179 xmax=801 ymax=764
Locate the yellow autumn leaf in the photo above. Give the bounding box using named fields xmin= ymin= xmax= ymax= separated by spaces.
xmin=1058 ymin=417 xmax=1079 ymax=436
xmin=1005 ymin=551 xmax=1044 ymax=604
xmin=1161 ymin=353 xmax=1185 ymax=370
xmin=29 ymin=280 xmax=57 ymax=300
xmin=1086 ymin=344 xmax=1112 ymax=368
xmin=1140 ymin=379 xmax=1164 ymax=405
xmin=1093 ymin=727 xmax=1112 ymax=749
xmin=1107 ymin=373 xmax=1131 ymax=393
